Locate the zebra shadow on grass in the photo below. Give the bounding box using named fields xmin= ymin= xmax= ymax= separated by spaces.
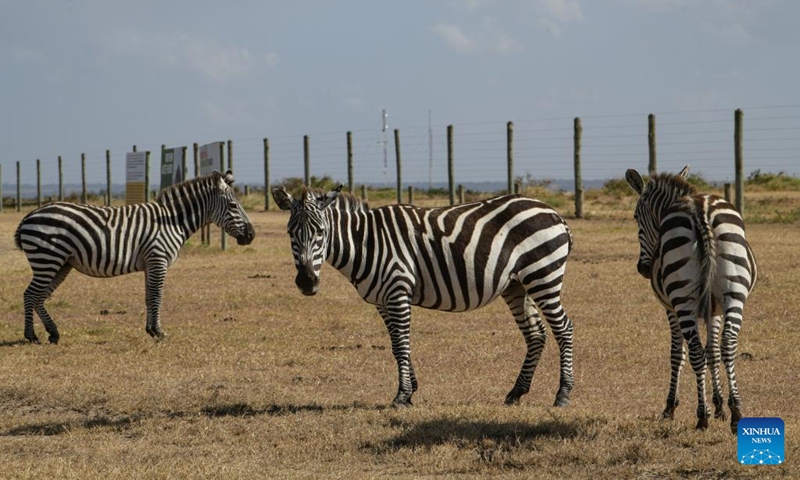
xmin=2 ymin=402 xmax=386 ymax=436
xmin=367 ymin=416 xmax=581 ymax=454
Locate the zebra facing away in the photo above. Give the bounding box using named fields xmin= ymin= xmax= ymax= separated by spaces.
xmin=273 ymin=185 xmax=575 ymax=408
xmin=626 ymin=166 xmax=757 ymax=433
xmin=14 ymin=170 xmax=255 ymax=344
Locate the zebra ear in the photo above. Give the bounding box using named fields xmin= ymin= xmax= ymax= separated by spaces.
xmin=317 ymin=185 xmax=343 ymax=210
xmin=678 ymin=165 xmax=690 ymax=179
xmin=625 ymin=169 xmax=644 ymax=195
xmin=272 ymin=187 xmax=294 ymax=211
xmin=223 ymin=169 xmax=235 ymax=186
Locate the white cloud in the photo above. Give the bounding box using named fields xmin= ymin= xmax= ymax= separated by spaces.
xmin=431 ymin=22 xmax=474 ymax=53
xmin=431 ymin=18 xmax=519 ymax=55
xmin=535 ymin=0 xmax=584 ymax=23
xmin=616 ymin=0 xmax=770 ymax=44
xmin=104 ymin=28 xmax=276 ymax=82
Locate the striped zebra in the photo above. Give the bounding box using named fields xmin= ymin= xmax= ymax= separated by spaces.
xmin=14 ymin=170 xmax=255 ymax=344
xmin=272 ymin=186 xmax=575 ymax=408
xmin=626 ymin=166 xmax=757 ymax=433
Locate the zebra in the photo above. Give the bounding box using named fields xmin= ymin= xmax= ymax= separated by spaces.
xmin=272 ymin=185 xmax=575 ymax=408
xmin=14 ymin=169 xmax=255 ymax=344
xmin=625 ymin=166 xmax=757 ymax=433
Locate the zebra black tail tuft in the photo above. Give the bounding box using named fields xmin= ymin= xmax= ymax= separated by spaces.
xmin=694 ymin=199 xmax=717 ymax=319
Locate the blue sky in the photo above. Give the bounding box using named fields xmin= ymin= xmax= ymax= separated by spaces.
xmin=1 ymin=0 xmax=799 ymax=189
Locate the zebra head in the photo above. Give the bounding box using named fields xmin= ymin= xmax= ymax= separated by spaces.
xmin=272 ymin=185 xmax=343 ymax=296
xmin=209 ymin=170 xmax=256 ymax=245
xmin=625 ymin=166 xmax=690 ymax=278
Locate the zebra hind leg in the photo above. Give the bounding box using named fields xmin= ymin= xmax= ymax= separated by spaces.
xmin=23 ymin=263 xmax=73 ymax=344
xmin=683 ymin=329 xmax=710 ymax=430
xmin=502 ymin=283 xmax=547 ymax=406
xmin=722 ymin=318 xmax=744 ymax=434
xmin=533 ymin=294 xmax=574 ymax=407
xmin=662 ymin=311 xmax=685 ymax=420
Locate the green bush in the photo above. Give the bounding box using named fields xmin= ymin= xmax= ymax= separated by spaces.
xmin=746 ymin=170 xmax=800 ymax=191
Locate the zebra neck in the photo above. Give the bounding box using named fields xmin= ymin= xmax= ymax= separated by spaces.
xmin=324 ymin=203 xmax=372 ymax=280
xmin=157 ymin=180 xmax=213 ymax=240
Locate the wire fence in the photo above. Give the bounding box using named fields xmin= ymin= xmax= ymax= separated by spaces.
xmin=2 ymin=105 xmax=799 ymax=207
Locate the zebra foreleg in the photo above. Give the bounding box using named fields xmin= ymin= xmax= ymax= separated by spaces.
xmin=662 ymin=311 xmax=685 ymax=419
xmin=706 ymin=315 xmax=726 ymax=421
xmin=144 ymin=262 xmax=168 ymax=340
xmin=722 ymin=317 xmax=744 ymax=434
xmin=377 ymin=302 xmax=415 ymax=408
xmin=502 ymin=285 xmax=547 ymax=405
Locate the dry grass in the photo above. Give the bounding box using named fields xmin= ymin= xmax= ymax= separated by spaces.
xmin=0 ymin=193 xmax=798 ymax=479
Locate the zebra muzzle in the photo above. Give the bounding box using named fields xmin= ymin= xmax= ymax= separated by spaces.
xmin=295 ymin=265 xmax=319 ymax=296
xmin=236 ymin=223 xmax=256 ymax=245
xmin=637 ymin=261 xmax=652 ymax=279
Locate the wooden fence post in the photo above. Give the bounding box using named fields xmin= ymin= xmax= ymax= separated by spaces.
xmin=648 ymin=113 xmax=657 ymax=176
xmin=507 ymin=121 xmax=514 ymax=194
xmin=361 ymin=184 xmax=368 ymax=201
xmin=220 ymin=141 xmax=227 ymax=251
xmin=724 ymin=183 xmax=732 ymax=203
xmin=574 ymin=117 xmax=584 ymax=219
xmin=458 ymin=184 xmax=465 ymax=204
xmin=0 ymin=164 xmax=3 ymax=212
xmin=227 ymin=139 xmax=233 ymax=172
xmin=734 ymin=108 xmax=744 ymax=215
xmin=106 ymin=149 xmax=112 ymax=206
xmin=408 ymin=185 xmax=413 ymax=205
xmin=447 ymin=125 xmax=455 ymax=206
xmin=81 ymin=153 xmax=87 ymax=204
xmin=16 ymin=161 xmax=20 ymax=212
xmin=394 ymin=129 xmax=402 ymax=204
xmin=36 ymin=159 xmax=41 ymax=208
xmin=145 ymin=151 xmax=151 ymax=203
xmin=347 ymin=131 xmax=354 ymax=193
xmin=264 ymin=137 xmax=271 ymax=211
xmin=58 ymin=156 xmax=63 ymax=202
xmin=304 ymin=135 xmax=310 ymax=186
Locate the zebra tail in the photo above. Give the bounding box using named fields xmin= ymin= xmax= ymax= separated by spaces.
xmin=694 ymin=201 xmax=717 ymax=319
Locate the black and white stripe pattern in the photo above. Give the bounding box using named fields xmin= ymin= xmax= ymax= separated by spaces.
xmin=14 ymin=170 xmax=255 ymax=344
xmin=626 ymin=166 xmax=757 ymax=433
xmin=273 ymin=186 xmax=575 ymax=408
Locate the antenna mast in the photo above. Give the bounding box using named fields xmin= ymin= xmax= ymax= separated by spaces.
xmin=428 ymin=110 xmax=433 ymax=191
xmin=380 ymin=109 xmax=388 ymax=186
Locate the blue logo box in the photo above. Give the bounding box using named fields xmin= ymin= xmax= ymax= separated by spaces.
xmin=738 ymin=417 xmax=784 ymax=465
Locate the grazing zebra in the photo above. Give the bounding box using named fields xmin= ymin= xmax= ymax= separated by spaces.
xmin=273 ymin=186 xmax=575 ymax=408
xmin=14 ymin=170 xmax=255 ymax=344
xmin=626 ymin=166 xmax=757 ymax=433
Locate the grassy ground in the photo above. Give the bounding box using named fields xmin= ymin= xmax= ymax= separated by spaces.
xmin=0 ymin=190 xmax=798 ymax=479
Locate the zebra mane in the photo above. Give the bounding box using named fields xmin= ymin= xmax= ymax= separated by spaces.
xmin=646 ymin=171 xmax=697 ymax=200
xmin=304 ymin=187 xmax=370 ymax=212
xmin=155 ymin=173 xmax=216 ymax=204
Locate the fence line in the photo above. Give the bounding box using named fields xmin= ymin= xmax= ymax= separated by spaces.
xmin=4 ymin=106 xmax=800 ymax=218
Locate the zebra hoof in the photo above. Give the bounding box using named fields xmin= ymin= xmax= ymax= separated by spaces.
xmin=553 ymin=396 xmax=570 ymax=408
xmin=662 ymin=399 xmax=679 ymax=420
xmin=695 ymin=416 xmax=709 ymax=430
xmin=48 ymin=334 xmax=59 ymax=345
xmin=730 ymin=407 xmax=742 ymax=435
xmin=391 ymin=394 xmax=413 ymax=409
xmin=25 ymin=335 xmax=41 ymax=345
xmin=504 ymin=394 xmax=522 ymax=406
